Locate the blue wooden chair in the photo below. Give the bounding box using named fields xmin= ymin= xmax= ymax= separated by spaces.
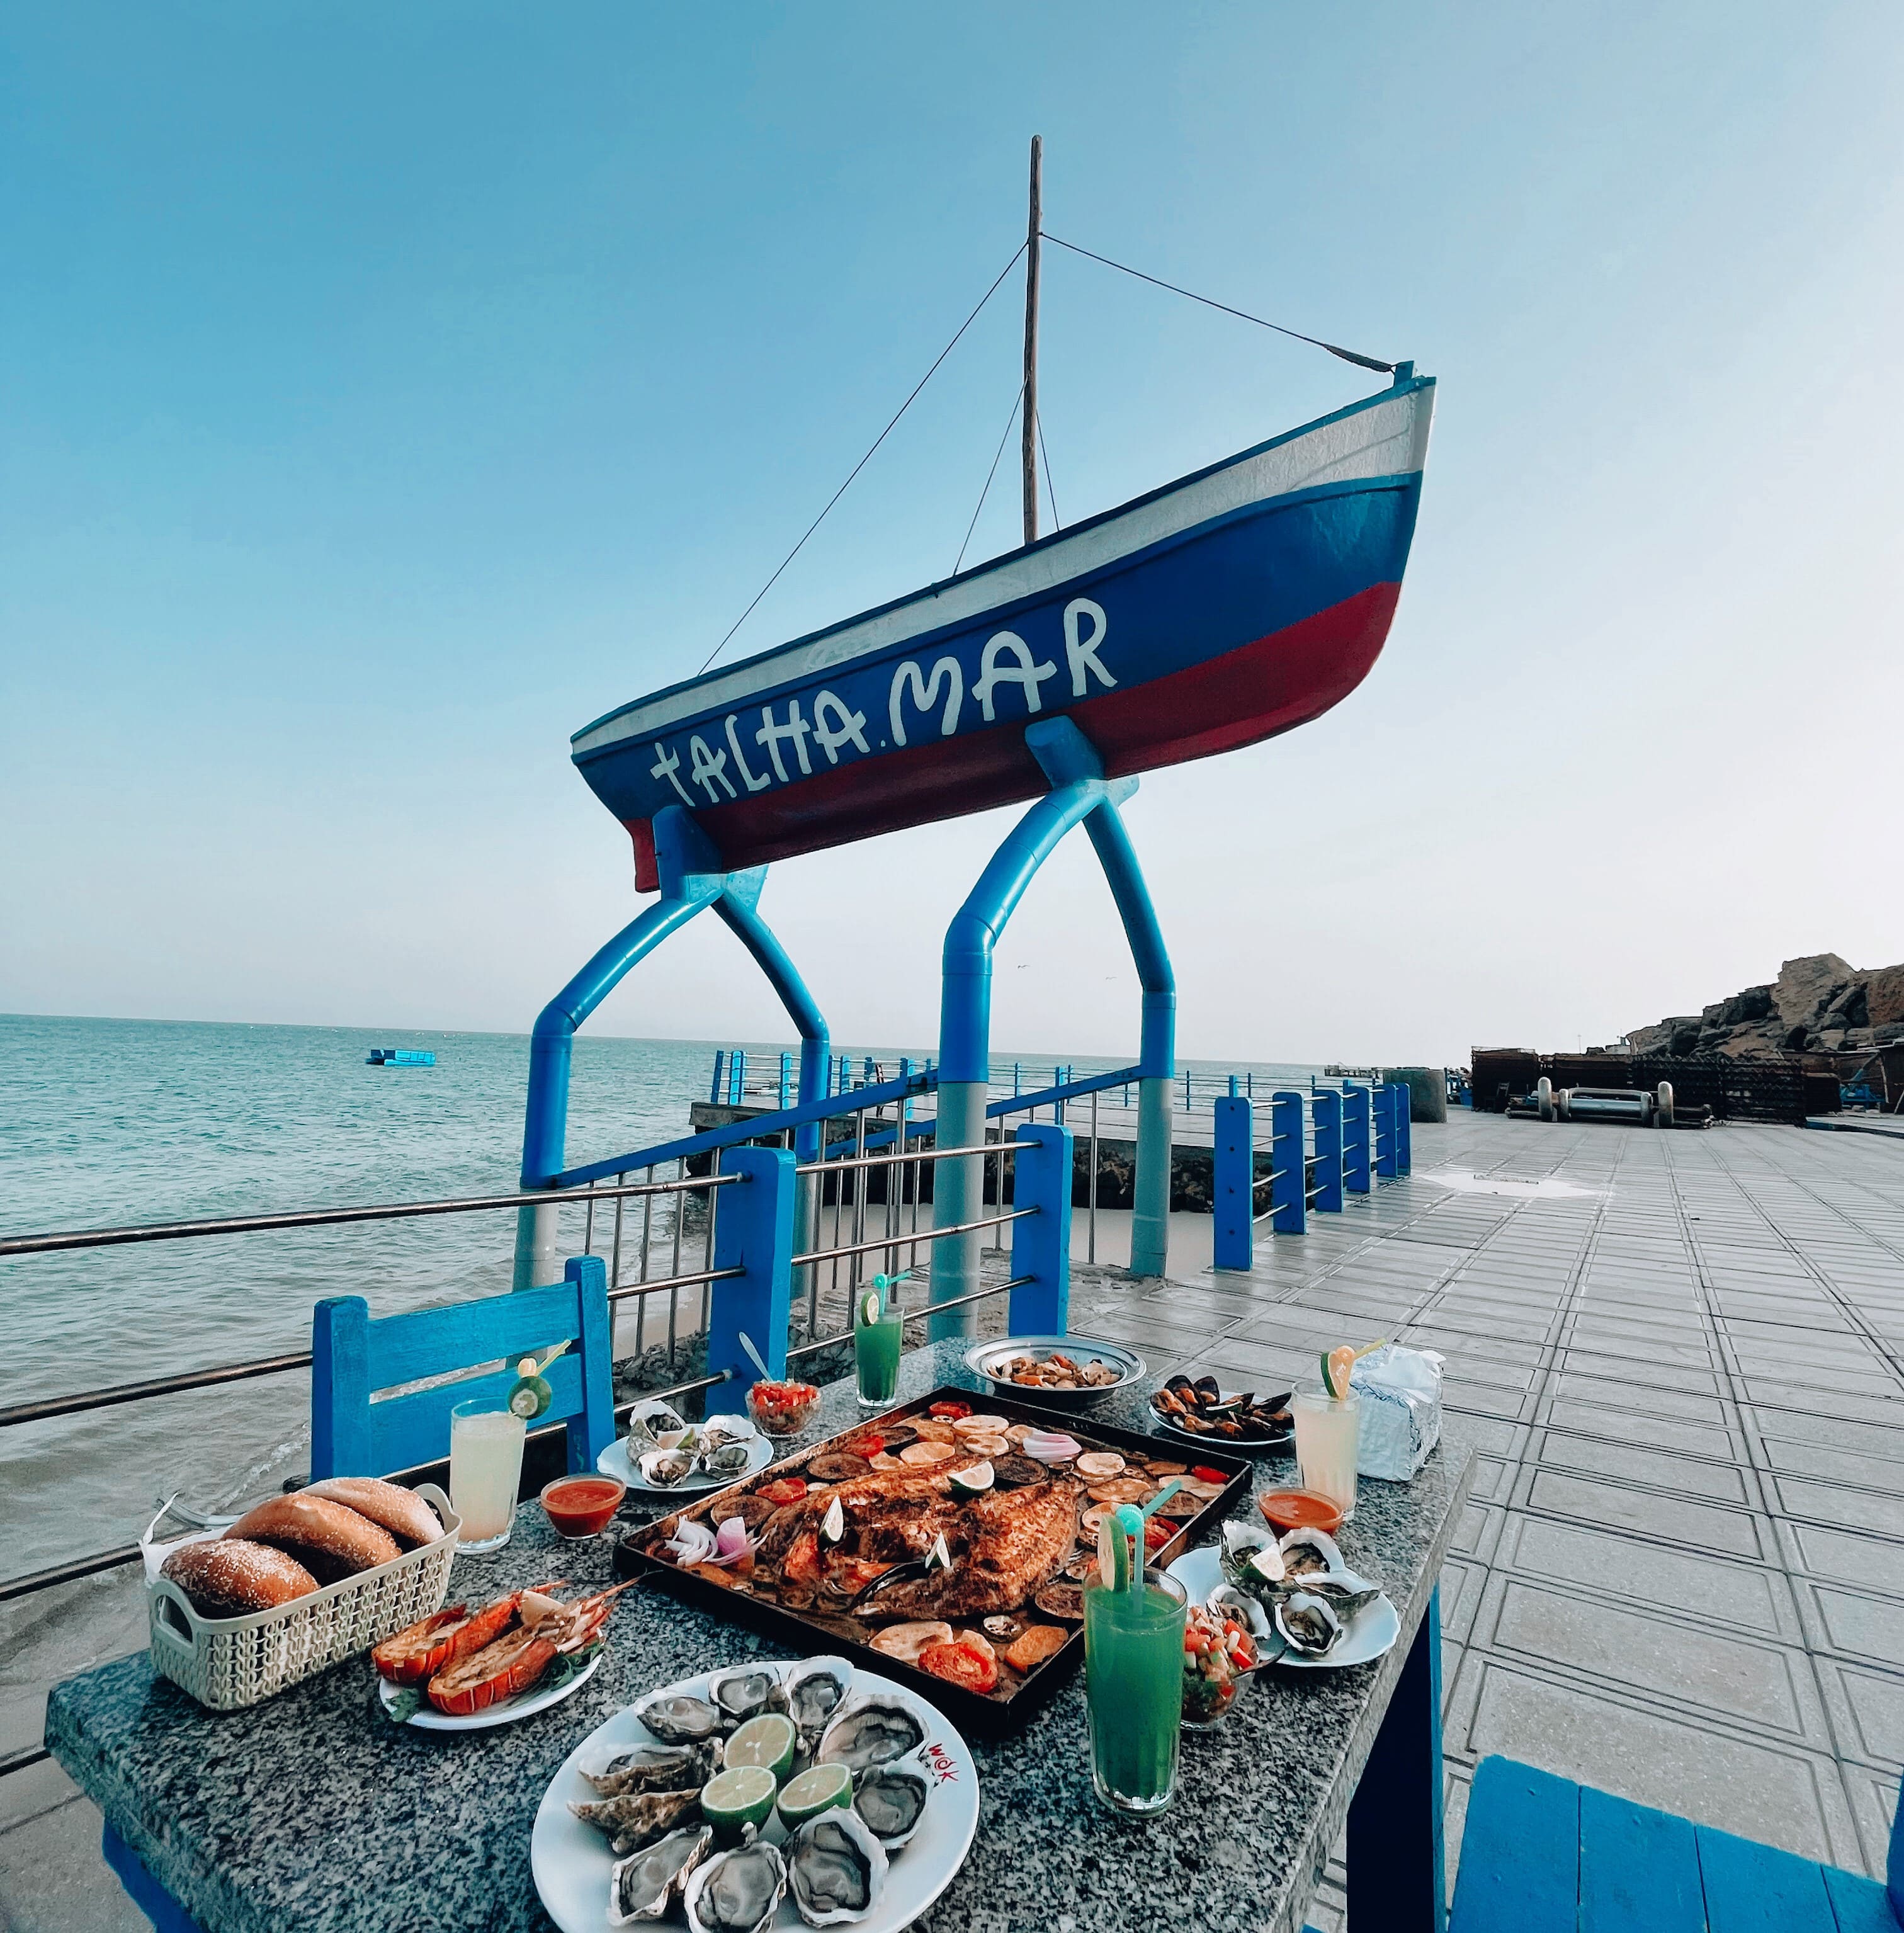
xmin=310 ymin=1254 xmax=615 ymax=1479
xmin=1451 ymin=1755 xmax=1903 ymax=1933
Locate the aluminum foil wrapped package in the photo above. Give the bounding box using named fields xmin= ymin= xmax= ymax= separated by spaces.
xmin=1351 ymin=1345 xmax=1443 ymax=1480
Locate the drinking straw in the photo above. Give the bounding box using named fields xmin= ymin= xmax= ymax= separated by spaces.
xmin=1138 ymin=1479 xmax=1181 ymax=1521
xmin=1114 ymin=1505 xmax=1145 ymax=1598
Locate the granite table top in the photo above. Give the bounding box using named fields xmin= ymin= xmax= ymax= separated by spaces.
xmin=47 ymin=1341 xmax=1471 ymax=1933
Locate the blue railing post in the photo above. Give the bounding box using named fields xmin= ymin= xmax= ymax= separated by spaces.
xmin=709 ymin=1051 xmax=726 ymax=1105
xmin=1271 ymin=1091 xmax=1307 ymax=1235
xmin=1344 ymin=1084 xmax=1373 ymax=1195
xmin=1228 ymin=1074 xmax=1239 ymax=1099
xmin=1007 ymin=1121 xmax=1072 ymax=1334
xmin=704 ymin=1145 xmax=795 ymax=1417
xmin=779 ymin=1051 xmax=791 ymax=1111
xmin=1374 ymin=1084 xmax=1397 ymax=1180
xmin=1312 ymin=1089 xmax=1344 ymax=1212
xmin=1212 ymin=1096 xmax=1253 ymax=1271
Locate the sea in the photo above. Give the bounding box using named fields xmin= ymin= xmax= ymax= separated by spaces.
xmin=0 ymin=1013 xmax=1322 ymax=1579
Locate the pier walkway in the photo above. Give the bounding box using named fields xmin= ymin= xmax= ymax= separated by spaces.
xmin=4 ymin=1112 xmax=1902 ymax=1927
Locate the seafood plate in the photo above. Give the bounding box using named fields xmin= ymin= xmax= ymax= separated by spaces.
xmin=962 ymin=1334 xmax=1145 ymax=1406
xmin=617 ymin=1386 xmax=1249 ymax=1737
xmin=531 ymin=1659 xmax=979 ymax=1933
xmin=1149 ymin=1374 xmax=1294 ymax=1449
xmin=601 ymin=1412 xmax=776 ymax=1495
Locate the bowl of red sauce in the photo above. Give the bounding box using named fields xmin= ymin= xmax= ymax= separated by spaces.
xmin=541 ymin=1475 xmax=626 ymax=1538
xmin=1257 ymin=1487 xmax=1344 ymax=1536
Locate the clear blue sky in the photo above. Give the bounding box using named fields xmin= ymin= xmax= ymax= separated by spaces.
xmin=4 ymin=3 xmax=1901 ymax=1064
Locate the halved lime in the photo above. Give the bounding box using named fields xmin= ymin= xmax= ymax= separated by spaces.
xmin=776 ymin=1760 xmax=853 ymax=1826
xmin=949 ymin=1460 xmax=994 ymax=1498
xmin=701 ymin=1763 xmax=779 ymax=1845
xmin=723 ymin=1711 xmax=797 ymax=1781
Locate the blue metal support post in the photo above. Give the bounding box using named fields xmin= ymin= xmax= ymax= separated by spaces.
xmin=1347 ymin=1588 xmax=1446 ymax=1932
xmin=703 ymin=1145 xmax=795 ymax=1417
xmin=933 ymin=718 xmax=1174 ymax=1330
xmin=1344 ymin=1084 xmax=1373 ymax=1195
xmin=1395 ymin=1084 xmax=1414 ymax=1172
xmin=515 ymin=806 xmax=827 ymax=1290
xmin=1312 ymin=1089 xmax=1345 ymax=1212
xmin=1212 ymin=1096 xmax=1253 ymax=1271
xmin=1007 ymin=1121 xmax=1072 ymax=1333
xmin=1270 ymin=1091 xmax=1307 ymax=1234
xmin=1374 ymin=1084 xmax=1398 ymax=1180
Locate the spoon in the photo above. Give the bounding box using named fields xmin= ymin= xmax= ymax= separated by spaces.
xmin=737 ymin=1331 xmax=774 ymax=1382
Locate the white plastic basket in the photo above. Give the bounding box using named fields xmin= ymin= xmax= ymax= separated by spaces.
xmin=145 ymin=1484 xmax=460 ymax=1711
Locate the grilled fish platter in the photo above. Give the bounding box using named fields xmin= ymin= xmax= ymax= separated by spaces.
xmin=618 ymin=1386 xmax=1250 ymax=1737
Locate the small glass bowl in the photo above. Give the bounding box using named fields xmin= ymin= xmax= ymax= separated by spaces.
xmin=746 ymin=1380 xmax=822 ymax=1436
xmin=1181 ymin=1602 xmax=1259 ymax=1731
xmin=1257 ymin=1487 xmax=1344 ymax=1536
xmin=540 ymin=1474 xmax=626 ymax=1538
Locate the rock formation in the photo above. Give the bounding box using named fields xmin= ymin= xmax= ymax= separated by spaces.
xmin=1626 ymin=953 xmax=1904 ymax=1057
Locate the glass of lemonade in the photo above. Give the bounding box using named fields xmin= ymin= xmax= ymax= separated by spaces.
xmin=1083 ymin=1566 xmax=1188 ymax=1815
xmin=450 ymin=1399 xmax=527 ymax=1554
xmin=1292 ymin=1383 xmax=1361 ymax=1521
xmin=853 ymin=1283 xmax=904 ymax=1409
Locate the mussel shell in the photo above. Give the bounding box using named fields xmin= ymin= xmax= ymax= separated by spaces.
xmin=786 ymin=1809 xmax=888 ymax=1927
xmin=611 ymin=1824 xmax=714 ymax=1924
xmin=784 ymin=1656 xmax=852 ymax=1741
xmin=684 ymin=1835 xmax=788 ymax=1933
xmin=853 ymin=1764 xmax=930 ymax=1849
xmin=710 ymin=1665 xmax=788 ymax=1727
xmin=635 ymin=1691 xmax=727 ymax=1744
xmin=580 ymin=1737 xmax=720 ymax=1798
xmin=816 ymin=1694 xmax=924 ymax=1771
xmin=1274 ymin=1589 xmax=1343 ymax=1657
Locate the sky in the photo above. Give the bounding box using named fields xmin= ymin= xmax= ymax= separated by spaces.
xmin=3 ymin=3 xmax=1901 ymax=1069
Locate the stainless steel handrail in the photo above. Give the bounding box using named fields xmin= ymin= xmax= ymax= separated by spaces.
xmin=0 ymin=1352 xmax=315 ymax=1431
xmin=783 ymin=1271 xmax=1033 ymax=1361
xmin=606 ymin=1265 xmax=745 ymax=1307
xmin=793 ymin=1207 xmax=1034 ymax=1269
xmin=793 ymin=1139 xmax=1029 ymax=1178
xmin=0 ymin=1172 xmax=740 ymax=1259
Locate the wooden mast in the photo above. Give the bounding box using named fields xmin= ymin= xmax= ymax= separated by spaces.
xmin=1021 ymin=134 xmax=1042 ymax=547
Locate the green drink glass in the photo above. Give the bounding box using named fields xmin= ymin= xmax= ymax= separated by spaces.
xmin=853 ymin=1284 xmax=903 ymax=1409
xmin=1084 ymin=1566 xmax=1187 ymax=1815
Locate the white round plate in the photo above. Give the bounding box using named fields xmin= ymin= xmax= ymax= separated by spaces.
xmin=1166 ymin=1544 xmax=1400 ymax=1669
xmin=1148 ymin=1393 xmax=1292 ymax=1455
xmin=532 ymin=1662 xmax=980 ymax=1933
xmin=379 ymin=1649 xmax=601 ymax=1731
xmin=597 ymin=1431 xmax=774 ymax=1494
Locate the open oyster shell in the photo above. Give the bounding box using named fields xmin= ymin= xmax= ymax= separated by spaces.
xmin=852 ymin=1763 xmax=930 ymax=1850
xmin=684 ymin=1834 xmax=788 ymax=1933
xmin=635 ymin=1691 xmax=727 ymax=1744
xmin=784 ymin=1657 xmax=853 ymax=1745
xmin=610 ymin=1823 xmax=714 ymax=1924
xmin=1274 ymin=1589 xmax=1344 ymax=1657
xmin=570 ymin=1786 xmax=704 ymax=1857
xmin=710 ymin=1665 xmax=788 ymax=1729
xmin=579 ymin=1737 xmax=721 ymax=1798
xmin=817 ymin=1694 xmax=924 ymax=1772
xmin=786 ymin=1809 xmax=888 ymax=1927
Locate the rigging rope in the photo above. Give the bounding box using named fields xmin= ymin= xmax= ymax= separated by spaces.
xmin=954 ymin=381 xmax=1024 ymax=575
xmin=1036 ymin=411 xmax=1060 ymax=531
xmin=1039 ymin=231 xmax=1395 ymax=374
xmin=696 ymin=241 xmax=1028 ymax=676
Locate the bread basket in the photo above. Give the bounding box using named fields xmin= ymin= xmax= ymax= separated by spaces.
xmin=145 ymin=1483 xmax=460 ymax=1711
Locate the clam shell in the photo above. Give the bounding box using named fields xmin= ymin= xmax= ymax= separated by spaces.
xmin=684 ymin=1835 xmax=788 ymax=1933
xmin=610 ymin=1823 xmax=714 ymax=1924
xmin=816 ymin=1694 xmax=925 ymax=1771
xmin=784 ymin=1656 xmax=853 ymax=1743
xmin=786 ymin=1808 xmax=888 ymax=1926
xmin=635 ymin=1691 xmax=727 ymax=1744
xmin=852 ymin=1763 xmax=931 ymax=1849
xmin=579 ymin=1737 xmax=721 ymax=1798
xmin=710 ymin=1665 xmax=788 ymax=1728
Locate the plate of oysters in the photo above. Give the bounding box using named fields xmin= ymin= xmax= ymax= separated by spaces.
xmin=600 ymin=1405 xmax=775 ymax=1496
xmin=1167 ymin=1521 xmax=1398 ymax=1670
xmin=531 ymin=1655 xmax=979 ymax=1932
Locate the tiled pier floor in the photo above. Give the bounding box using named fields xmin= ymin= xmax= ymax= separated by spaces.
xmin=1073 ymin=1109 xmax=1904 ymax=1922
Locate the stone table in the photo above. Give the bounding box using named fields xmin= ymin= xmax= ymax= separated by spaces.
xmin=47 ymin=1342 xmax=1471 ymax=1933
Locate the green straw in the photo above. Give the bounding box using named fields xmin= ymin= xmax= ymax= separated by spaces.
xmin=1114 ymin=1504 xmax=1145 ymax=1597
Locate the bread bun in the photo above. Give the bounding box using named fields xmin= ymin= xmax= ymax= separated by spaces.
xmin=302 ymin=1478 xmax=443 ymax=1550
xmin=161 ymin=1538 xmax=318 ymax=1618
xmin=227 ymin=1494 xmax=401 ymax=1583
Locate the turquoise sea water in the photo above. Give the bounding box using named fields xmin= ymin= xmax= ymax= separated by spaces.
xmin=0 ymin=1014 xmax=1320 ymax=1574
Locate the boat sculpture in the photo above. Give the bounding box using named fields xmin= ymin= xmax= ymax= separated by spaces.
xmin=572 ymin=370 xmax=1434 ymax=887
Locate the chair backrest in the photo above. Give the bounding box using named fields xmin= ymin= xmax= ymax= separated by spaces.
xmin=1890 ymin=1768 xmax=1903 ymax=1923
xmin=309 ymin=1254 xmax=614 ymax=1482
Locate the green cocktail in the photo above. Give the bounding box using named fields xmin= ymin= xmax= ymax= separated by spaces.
xmin=1084 ymin=1568 xmax=1187 ymax=1814
xmin=854 ymin=1284 xmax=903 ymax=1408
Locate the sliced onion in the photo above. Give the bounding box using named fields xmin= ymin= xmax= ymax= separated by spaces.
xmin=713 ymin=1516 xmax=753 ymax=1563
xmin=664 ymin=1518 xmax=717 ymax=1565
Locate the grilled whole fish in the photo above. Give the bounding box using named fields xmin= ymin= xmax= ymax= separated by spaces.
xmin=862 ymin=1481 xmax=1079 ymax=1619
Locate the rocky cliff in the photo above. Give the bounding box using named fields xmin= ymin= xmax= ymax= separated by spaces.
xmin=1627 ymin=954 xmax=1904 ymax=1057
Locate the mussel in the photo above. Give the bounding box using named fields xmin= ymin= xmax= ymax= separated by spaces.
xmin=684 ymin=1834 xmax=788 ymax=1933
xmin=635 ymin=1691 xmax=726 ymax=1744
xmin=853 ymin=1764 xmax=930 ymax=1849
xmin=610 ymin=1824 xmax=714 ymax=1924
xmin=817 ymin=1695 xmax=924 ymax=1771
xmin=786 ymin=1810 xmax=888 ymax=1927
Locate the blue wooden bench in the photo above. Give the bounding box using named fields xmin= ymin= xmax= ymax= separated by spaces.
xmin=310 ymin=1252 xmax=616 ymax=1482
xmin=1451 ymin=1755 xmax=1903 ymax=1933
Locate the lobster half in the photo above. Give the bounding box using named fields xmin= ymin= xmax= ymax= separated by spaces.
xmin=370 ymin=1580 xmax=567 ymax=1685
xmin=424 ymin=1582 xmax=635 ymax=1717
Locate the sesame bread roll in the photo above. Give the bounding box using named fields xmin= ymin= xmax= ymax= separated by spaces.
xmin=160 ymin=1538 xmax=319 ymax=1618
xmin=302 ymin=1478 xmax=443 ymax=1550
xmin=227 ymin=1494 xmax=401 ymax=1584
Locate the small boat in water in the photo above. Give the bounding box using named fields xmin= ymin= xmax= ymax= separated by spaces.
xmin=574 ymin=371 xmax=1433 ymax=888
xmin=365 ymin=1048 xmax=436 ymax=1067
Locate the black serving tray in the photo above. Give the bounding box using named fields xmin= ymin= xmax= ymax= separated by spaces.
xmin=615 ymin=1384 xmax=1252 ymax=1739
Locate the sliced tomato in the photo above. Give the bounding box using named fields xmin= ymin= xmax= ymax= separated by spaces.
xmin=1143 ymin=1517 xmax=1173 ymax=1551
xmin=757 ymin=1477 xmax=808 ymax=1507
xmin=917 ymin=1638 xmax=998 ymax=1694
xmin=927 ymin=1400 xmax=972 ymax=1420
xmin=1189 ymin=1465 xmax=1228 ymax=1485
xmin=842 ymin=1435 xmax=884 ymax=1460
